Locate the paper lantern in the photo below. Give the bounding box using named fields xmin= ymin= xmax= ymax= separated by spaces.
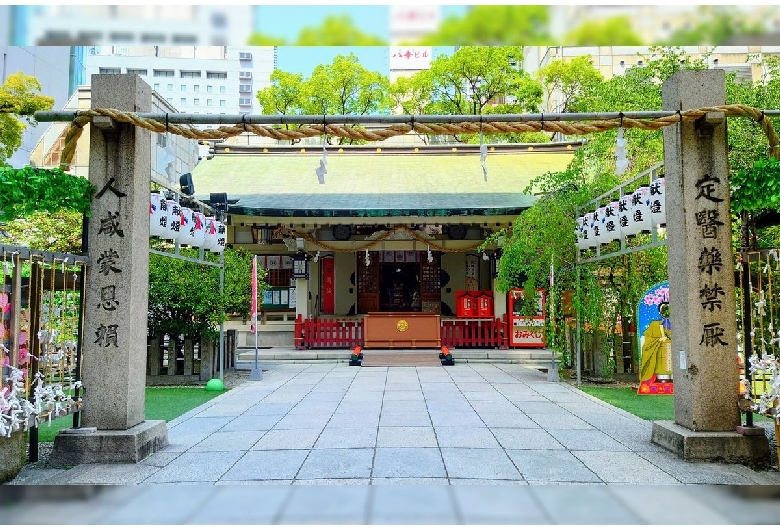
xmin=576 ymin=216 xmax=588 ymax=251
xmin=604 ymin=200 xmax=622 ymax=242
xmin=631 ymin=186 xmax=653 ymax=234
xmin=203 ymin=216 xmax=217 ymax=249
xmin=150 ymin=192 xmax=165 ymax=238
xmin=649 ymin=177 xmax=666 ymax=227
xmin=210 ymin=221 xmax=226 ymax=253
xmin=178 ymin=207 xmax=195 ymax=246
xmin=617 ymin=196 xmax=631 ymax=236
xmin=165 ymin=199 xmax=182 ymax=241
xmin=190 ymin=211 xmax=206 ymax=247
xmin=582 ymin=211 xmax=596 ymax=249
xmin=594 ymin=206 xmax=612 ymax=246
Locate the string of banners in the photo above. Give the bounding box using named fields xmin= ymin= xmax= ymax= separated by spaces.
xmin=149 ymin=192 xmax=226 ymax=253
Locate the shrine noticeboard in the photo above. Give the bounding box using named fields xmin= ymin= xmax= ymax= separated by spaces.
xmin=637 ymin=281 xmax=674 ymax=395
xmin=508 ymin=288 xmax=546 ymax=348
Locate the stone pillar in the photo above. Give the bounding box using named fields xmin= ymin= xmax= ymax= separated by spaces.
xmin=199 ymin=339 xmax=214 ymax=382
xmin=183 ymin=337 xmax=194 ymax=376
xmin=51 ymin=75 xmax=167 ymax=465
xmin=652 ymin=70 xmax=769 ymax=465
xmin=148 ymin=334 xmax=161 ymax=377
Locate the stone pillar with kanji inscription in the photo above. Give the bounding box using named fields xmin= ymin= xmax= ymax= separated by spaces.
xmin=651 ymin=70 xmax=769 ymax=466
xmin=51 ymin=75 xmax=167 ymax=465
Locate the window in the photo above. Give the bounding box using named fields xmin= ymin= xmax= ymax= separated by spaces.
xmin=153 ymin=83 xmax=160 ymax=91
xmin=167 ymin=83 xmax=173 ymax=91
xmin=207 ymin=99 xmax=213 ymax=106
xmin=219 ymin=100 xmax=226 ymax=107
xmin=153 ymin=69 xmax=174 ymax=78
xmin=166 ymin=97 xmax=172 ymax=104
xmin=206 ymin=85 xmax=213 ymax=93
xmin=239 ymin=71 xmax=252 ymax=79
xmin=211 ymin=13 xmax=227 ymax=28
xmin=193 ymin=85 xmax=199 ymax=92
xmin=181 ymin=84 xmax=186 ymax=91
xmin=142 ymin=33 xmax=165 ymax=43
xmin=239 ymin=98 xmax=252 ymax=106
xmin=180 ymin=70 xmax=201 ymax=78
xmin=219 ymin=86 xmax=226 ymax=93
xmin=206 ymin=71 xmax=227 ymax=79
xmin=239 ymin=52 xmax=252 ymax=60
xmin=172 ymin=35 xmax=197 ymax=45
xmin=126 ymin=68 xmax=147 ymax=76
xmin=239 ymin=84 xmax=252 ymax=92
xmin=181 ymin=98 xmax=186 ymax=105
xmin=156 ymin=134 xmax=166 ymax=147
xmin=194 ymin=98 xmax=200 ymax=106
xmin=99 ymin=67 xmax=121 ymax=74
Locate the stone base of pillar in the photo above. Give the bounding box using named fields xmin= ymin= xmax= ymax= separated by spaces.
xmin=651 ymin=420 xmax=771 ymax=467
xmin=49 ymin=420 xmax=168 ymax=467
xmin=0 ymin=430 xmax=27 ymax=483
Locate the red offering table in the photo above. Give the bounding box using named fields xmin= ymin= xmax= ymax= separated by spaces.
xmin=363 ymin=312 xmax=441 ymax=348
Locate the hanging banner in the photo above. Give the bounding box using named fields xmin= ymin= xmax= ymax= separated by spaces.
xmin=637 ymin=281 xmax=673 ymax=395
xmin=321 ymin=256 xmax=335 ymax=314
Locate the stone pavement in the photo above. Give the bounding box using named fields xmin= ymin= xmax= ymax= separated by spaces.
xmin=5 ymin=362 xmax=780 ymax=524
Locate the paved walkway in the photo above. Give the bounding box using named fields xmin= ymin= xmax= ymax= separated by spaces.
xmin=5 ymin=362 xmax=780 ymax=523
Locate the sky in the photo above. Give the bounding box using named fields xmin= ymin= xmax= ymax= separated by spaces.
xmin=258 ymin=5 xmax=467 ymax=75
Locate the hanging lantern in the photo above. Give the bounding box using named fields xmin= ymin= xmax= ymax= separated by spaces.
xmin=576 ymin=216 xmax=588 ymax=251
xmin=604 ymin=200 xmax=622 ymax=242
xmin=631 ymin=186 xmax=652 ymax=234
xmin=582 ymin=212 xmax=596 ymax=249
xmin=178 ymin=207 xmax=195 ymax=246
xmin=150 ymin=192 xmax=165 ymax=238
xmin=165 ymin=199 xmax=182 ymax=241
xmin=203 ymin=216 xmax=217 ymax=249
xmin=649 ymin=177 xmax=666 ymax=227
xmin=617 ymin=195 xmax=631 ymax=236
xmin=595 ymin=206 xmax=611 ymax=246
xmin=210 ymin=220 xmax=226 ymax=253
xmin=190 ymin=211 xmax=206 ymax=247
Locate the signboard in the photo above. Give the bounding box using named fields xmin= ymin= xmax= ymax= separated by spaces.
xmin=508 ymin=288 xmax=546 ymax=348
xmin=637 ymin=281 xmax=673 ymax=395
xmin=390 ymin=46 xmax=433 ymax=71
xmin=390 ymin=6 xmax=439 ymax=33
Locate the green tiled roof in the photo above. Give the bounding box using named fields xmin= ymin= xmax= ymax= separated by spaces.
xmin=191 ymin=149 xmax=574 ymax=217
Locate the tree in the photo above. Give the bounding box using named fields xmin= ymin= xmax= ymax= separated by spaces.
xmin=562 ymin=16 xmax=643 ymax=46
xmin=0 ymin=72 xmax=55 ymax=165
xmin=148 ymin=245 xmax=268 ymax=340
xmin=665 ymin=6 xmax=766 ymax=46
xmin=536 ymin=55 xmax=603 ymax=113
xmin=295 ymin=15 xmax=386 ymax=46
xmin=255 ymin=70 xmax=307 ymax=144
xmin=415 ymin=5 xmax=550 ymax=46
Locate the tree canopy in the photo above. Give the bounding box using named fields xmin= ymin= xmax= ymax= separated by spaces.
xmin=536 ymin=55 xmax=603 ymax=114
xmin=248 ymin=15 xmax=386 ymax=46
xmin=415 ymin=5 xmax=551 ymax=46
xmin=0 ymin=72 xmax=55 ymax=165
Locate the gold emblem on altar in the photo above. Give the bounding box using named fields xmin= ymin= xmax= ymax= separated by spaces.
xmin=396 ymin=319 xmax=409 ymax=332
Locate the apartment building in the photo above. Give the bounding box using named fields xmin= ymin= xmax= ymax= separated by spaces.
xmin=85 ymin=46 xmax=276 ymax=117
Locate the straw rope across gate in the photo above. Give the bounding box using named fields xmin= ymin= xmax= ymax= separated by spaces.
xmin=20 ymin=104 xmax=780 ymax=171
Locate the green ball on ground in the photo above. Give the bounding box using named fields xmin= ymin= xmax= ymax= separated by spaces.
xmin=205 ymin=378 xmax=224 ymax=391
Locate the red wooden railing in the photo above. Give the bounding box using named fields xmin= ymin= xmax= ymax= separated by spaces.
xmin=295 ymin=315 xmax=364 ymax=349
xmin=295 ymin=315 xmax=509 ymax=350
xmin=440 ymin=317 xmax=508 ymax=349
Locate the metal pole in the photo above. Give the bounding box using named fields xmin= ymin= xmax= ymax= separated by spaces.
xmin=576 ymin=263 xmax=582 ymax=386
xmin=740 ymin=212 xmax=754 ymax=428
xmin=219 ymin=250 xmax=224 ymax=383
xmin=35 ymin=110 xmax=780 ymax=126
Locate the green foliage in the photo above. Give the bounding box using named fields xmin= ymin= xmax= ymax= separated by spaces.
xmin=1 ymin=209 xmax=83 ymax=254
xmin=536 ymin=55 xmax=603 ymax=113
xmin=256 ymin=54 xmax=390 ymax=145
xmin=247 ymin=15 xmax=386 ymax=46
xmin=0 ymin=72 xmax=55 ymax=164
xmin=731 ymin=158 xmax=780 ymax=213
xmin=0 ymin=166 xmax=96 ymax=222
xmin=415 ymin=5 xmax=551 ymax=46
xmin=148 ymin=245 xmax=269 ymax=340
xmin=294 ymin=15 xmax=387 ymax=46
xmin=665 ymin=6 xmax=766 ymax=46
xmin=562 ymin=16 xmax=643 ymax=46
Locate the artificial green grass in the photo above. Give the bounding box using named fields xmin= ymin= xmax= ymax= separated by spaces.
xmin=578 ymin=385 xmax=675 ymax=421
xmin=33 ymin=386 xmax=226 ymax=443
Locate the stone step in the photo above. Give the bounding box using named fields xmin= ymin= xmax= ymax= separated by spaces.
xmin=360 ymin=352 xmax=442 ymax=367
